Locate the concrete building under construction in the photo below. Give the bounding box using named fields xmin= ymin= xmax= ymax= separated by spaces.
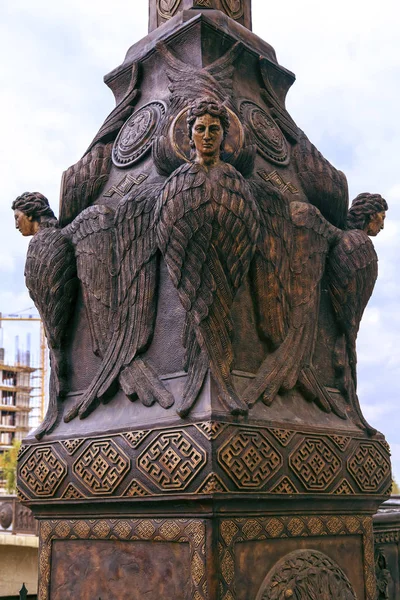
xmin=0 ymin=346 xmax=36 ymax=452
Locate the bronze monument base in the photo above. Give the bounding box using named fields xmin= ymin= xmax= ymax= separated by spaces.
xmin=39 ymin=513 xmax=375 ymax=599
xmin=18 ymin=418 xmax=389 ymax=599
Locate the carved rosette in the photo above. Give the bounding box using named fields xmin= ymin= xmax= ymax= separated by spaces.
xmin=0 ymin=503 xmax=13 ymax=529
xmin=220 ymin=0 xmax=243 ymax=19
xmin=218 ymin=516 xmax=376 ymax=600
xmin=256 ymin=549 xmax=357 ymax=600
xmin=240 ymin=100 xmax=289 ymax=164
xmin=112 ymin=101 xmax=166 ymax=167
xmin=157 ymin=0 xmax=182 ymax=19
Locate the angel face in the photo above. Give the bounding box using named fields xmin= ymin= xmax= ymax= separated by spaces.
xmin=14 ymin=209 xmax=39 ymax=236
xmin=192 ymin=114 xmax=224 ymax=166
xmin=366 ymin=211 xmax=386 ymax=236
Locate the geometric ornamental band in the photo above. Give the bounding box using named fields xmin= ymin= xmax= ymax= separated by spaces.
xmin=19 ymin=446 xmax=66 ymax=498
xmin=138 ymin=430 xmax=206 ymax=491
xmin=73 ymin=440 xmax=130 ymax=495
xmin=218 ymin=430 xmax=282 ymax=489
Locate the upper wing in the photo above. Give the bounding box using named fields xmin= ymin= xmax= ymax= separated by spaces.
xmin=59 ymin=142 xmax=113 ymax=227
xmin=59 ymin=63 xmax=141 ymax=227
xmin=249 ymin=179 xmax=292 ymax=349
xmin=65 ymin=181 xmax=163 ymax=419
xmin=259 ymin=57 xmax=299 ymax=143
xmin=25 ymin=228 xmax=78 ymax=350
xmin=249 ymin=191 xmax=338 ymax=338
xmin=157 ymin=41 xmax=242 ymax=111
xmin=327 ymin=229 xmax=378 ymax=342
xmin=85 ymin=63 xmax=140 ymax=153
xmin=63 ymin=205 xmax=116 ymax=358
xmin=291 ymin=129 xmax=349 ymax=229
xmin=289 ymin=202 xmax=338 ymax=333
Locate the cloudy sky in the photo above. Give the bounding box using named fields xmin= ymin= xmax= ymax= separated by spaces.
xmin=1 ymin=1 xmax=399 ymax=477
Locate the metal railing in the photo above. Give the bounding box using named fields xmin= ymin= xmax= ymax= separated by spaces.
xmin=0 ymin=495 xmax=37 ymax=536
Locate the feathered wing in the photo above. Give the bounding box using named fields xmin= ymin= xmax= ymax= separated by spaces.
xmin=327 ymin=229 xmax=378 ymax=433
xmin=59 ymin=143 xmax=113 ymax=227
xmin=65 ymin=182 xmax=173 ymax=421
xmin=248 ymin=179 xmax=292 ymax=351
xmin=157 ymin=162 xmax=259 ymax=415
xmin=244 ymin=190 xmax=345 ymax=418
xmin=259 ymin=57 xmax=299 ymax=143
xmin=291 ymin=129 xmax=349 ymax=229
xmin=85 ymin=63 xmax=140 ymax=153
xmin=157 ymin=42 xmax=242 ymax=112
xmin=59 ymin=62 xmax=140 ymax=227
xmin=63 ymin=205 xmax=116 ymax=358
xmin=25 ymin=228 xmax=78 ymax=439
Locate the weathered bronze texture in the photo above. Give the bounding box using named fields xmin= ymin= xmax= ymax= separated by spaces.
xmin=0 ymin=495 xmax=37 ymax=535
xmin=14 ymin=1 xmax=391 ymax=598
xmin=373 ymin=497 xmax=400 ymax=600
xmin=148 ymin=0 xmax=252 ymax=33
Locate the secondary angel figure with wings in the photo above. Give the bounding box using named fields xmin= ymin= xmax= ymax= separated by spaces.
xmin=12 ymin=96 xmax=387 ymax=438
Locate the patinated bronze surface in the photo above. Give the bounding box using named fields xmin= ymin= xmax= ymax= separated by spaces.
xmin=373 ymin=497 xmax=400 ymax=600
xmin=15 ymin=0 xmax=391 ymax=598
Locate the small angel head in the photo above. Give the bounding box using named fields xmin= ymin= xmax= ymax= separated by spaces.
xmin=12 ymin=191 xmax=57 ymax=236
xmin=347 ymin=193 xmax=388 ymax=236
xmin=187 ymin=98 xmax=230 ymax=165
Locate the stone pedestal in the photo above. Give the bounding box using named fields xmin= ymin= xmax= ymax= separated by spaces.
xmin=17 ymin=4 xmax=391 ymax=599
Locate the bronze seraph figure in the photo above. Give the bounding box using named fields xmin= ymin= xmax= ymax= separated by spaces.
xmin=12 ymin=192 xmax=78 ymax=438
xmin=327 ymin=192 xmax=388 ymax=433
xmin=65 ymin=98 xmax=259 ymax=419
xmin=157 ymin=98 xmax=259 ymax=415
xmin=13 ymin=93 xmax=388 ymax=436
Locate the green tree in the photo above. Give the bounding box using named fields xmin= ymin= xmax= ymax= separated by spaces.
xmin=392 ymin=477 xmax=400 ymax=495
xmin=0 ymin=439 xmax=21 ymax=494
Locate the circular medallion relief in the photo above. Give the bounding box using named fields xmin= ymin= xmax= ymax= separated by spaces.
xmin=0 ymin=503 xmax=13 ymax=530
xmin=256 ymin=549 xmax=357 ymax=600
xmin=112 ymin=101 xmax=166 ymax=168
xmin=157 ymin=0 xmax=182 ymax=19
xmin=170 ymin=105 xmax=244 ymax=163
xmin=221 ymin=0 xmax=244 ymax=20
xmin=240 ymin=100 xmax=289 ymax=165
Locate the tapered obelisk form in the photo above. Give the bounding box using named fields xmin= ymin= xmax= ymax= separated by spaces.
xmin=148 ymin=0 xmax=252 ymax=31
xmin=16 ymin=0 xmax=390 ymax=598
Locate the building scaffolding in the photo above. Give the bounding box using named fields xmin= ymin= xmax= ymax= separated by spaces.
xmin=0 ymin=313 xmax=47 ymax=447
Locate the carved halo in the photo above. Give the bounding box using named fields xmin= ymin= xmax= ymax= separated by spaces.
xmin=157 ymin=0 xmax=182 ymax=20
xmin=112 ymin=101 xmax=166 ymax=168
xmin=170 ymin=105 xmax=244 ymax=163
xmin=221 ymin=0 xmax=244 ymax=20
xmin=240 ymin=100 xmax=290 ymax=166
